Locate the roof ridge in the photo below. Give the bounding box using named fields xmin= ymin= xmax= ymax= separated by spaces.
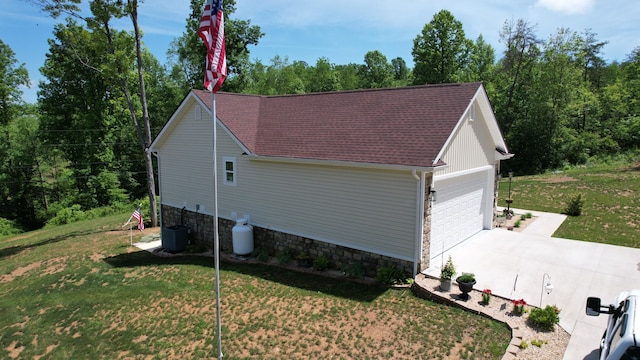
xmin=200 ymin=82 xmax=482 ymax=100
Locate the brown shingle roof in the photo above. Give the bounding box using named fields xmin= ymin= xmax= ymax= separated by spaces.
xmin=193 ymin=82 xmax=482 ymax=168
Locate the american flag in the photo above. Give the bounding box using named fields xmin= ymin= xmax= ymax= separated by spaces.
xmin=198 ymin=0 xmax=226 ymax=93
xmin=132 ymin=207 xmax=144 ymax=231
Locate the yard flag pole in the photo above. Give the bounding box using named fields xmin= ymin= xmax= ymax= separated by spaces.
xmin=198 ymin=1 xmax=226 ymax=359
xmin=212 ymin=91 xmax=223 ymax=360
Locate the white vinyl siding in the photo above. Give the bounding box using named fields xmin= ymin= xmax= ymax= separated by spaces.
xmin=219 ymin=157 xmax=418 ymax=260
xmin=155 ymin=101 xmax=216 ymax=212
xmin=436 ymin=103 xmax=495 ymax=176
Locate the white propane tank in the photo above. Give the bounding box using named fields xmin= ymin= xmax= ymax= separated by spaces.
xmin=232 ymin=218 xmax=253 ymax=256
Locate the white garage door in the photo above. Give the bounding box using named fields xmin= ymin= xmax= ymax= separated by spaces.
xmin=430 ymin=170 xmax=490 ymax=260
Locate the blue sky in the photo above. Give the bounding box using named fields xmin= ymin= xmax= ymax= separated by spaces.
xmin=2 ymin=0 xmax=639 ymax=103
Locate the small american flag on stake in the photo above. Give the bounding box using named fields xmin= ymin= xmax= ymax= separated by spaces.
xmin=198 ymin=0 xmax=226 ymax=93
xmin=132 ymin=207 xmax=144 ymax=231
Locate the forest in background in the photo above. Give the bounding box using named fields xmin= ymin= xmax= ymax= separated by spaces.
xmin=1 ymin=0 xmax=638 ymax=235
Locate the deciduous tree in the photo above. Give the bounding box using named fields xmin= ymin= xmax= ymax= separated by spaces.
xmin=412 ymin=10 xmax=472 ymax=85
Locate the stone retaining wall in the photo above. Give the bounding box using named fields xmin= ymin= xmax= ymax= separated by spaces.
xmin=162 ymin=205 xmax=414 ymax=278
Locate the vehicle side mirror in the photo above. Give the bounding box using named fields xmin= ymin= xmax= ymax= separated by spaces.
xmin=586 ymin=297 xmax=602 ymax=316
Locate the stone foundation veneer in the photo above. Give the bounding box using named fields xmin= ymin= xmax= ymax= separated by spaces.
xmin=161 ymin=205 xmax=414 ymax=278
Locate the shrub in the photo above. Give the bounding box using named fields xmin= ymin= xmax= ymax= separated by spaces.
xmin=342 ymin=263 xmax=364 ymax=279
xmin=512 ymin=299 xmax=527 ymax=315
xmin=481 ymin=289 xmax=492 ymax=305
xmin=531 ymin=339 xmax=547 ymax=347
xmin=519 ymin=340 xmax=528 ymax=349
xmin=0 ymin=218 xmax=22 ymax=237
xmin=277 ymin=247 xmax=293 ymax=265
xmin=528 ymin=305 xmax=560 ymax=331
xmin=253 ymin=247 xmax=270 ymax=262
xmin=45 ymin=204 xmax=87 ymax=227
xmin=313 ymin=255 xmax=330 ymax=271
xmin=514 ymin=220 xmax=522 ymax=228
xmin=376 ymin=265 xmax=407 ymax=285
xmin=564 ymin=194 xmax=584 ymax=216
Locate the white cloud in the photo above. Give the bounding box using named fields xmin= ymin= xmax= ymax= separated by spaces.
xmin=536 ymin=0 xmax=595 ymax=14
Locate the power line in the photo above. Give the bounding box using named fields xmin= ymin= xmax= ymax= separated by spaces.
xmin=0 ymin=170 xmax=154 ymax=185
xmin=6 ymin=160 xmax=146 ymax=170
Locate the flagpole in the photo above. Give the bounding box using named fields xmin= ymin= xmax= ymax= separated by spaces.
xmin=212 ymin=93 xmax=223 ymax=360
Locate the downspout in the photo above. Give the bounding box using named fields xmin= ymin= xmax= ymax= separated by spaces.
xmin=412 ymin=169 xmax=423 ymax=276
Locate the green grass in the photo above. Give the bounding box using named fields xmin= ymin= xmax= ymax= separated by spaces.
xmin=499 ymin=160 xmax=640 ymax=247
xmin=1 ymin=213 xmax=510 ymax=359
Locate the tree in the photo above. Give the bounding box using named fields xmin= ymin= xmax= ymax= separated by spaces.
xmin=603 ymin=47 xmax=640 ymax=150
xmin=391 ymin=57 xmax=409 ymax=82
xmin=464 ymin=34 xmax=495 ymax=84
xmin=334 ymin=63 xmax=362 ymax=91
xmin=39 ymin=20 xmax=132 ymax=209
xmin=0 ymin=40 xmax=29 ymax=125
xmin=493 ymin=19 xmax=541 ymax=134
xmin=169 ymin=0 xmax=263 ymax=92
xmin=0 ymin=106 xmax=57 ymax=229
xmin=33 ymin=0 xmax=185 ymax=226
xmin=0 ymin=40 xmax=31 ymax=227
xmin=412 ymin=10 xmax=472 ymax=85
xmin=306 ymin=57 xmax=340 ymax=93
xmin=360 ymin=50 xmax=394 ymax=88
xmin=579 ymin=29 xmax=608 ymax=89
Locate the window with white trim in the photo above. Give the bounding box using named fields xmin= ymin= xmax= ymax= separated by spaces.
xmin=223 ymin=157 xmax=236 ymax=185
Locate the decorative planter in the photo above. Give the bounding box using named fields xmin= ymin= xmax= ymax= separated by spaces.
xmin=456 ymin=276 xmax=476 ymax=301
xmin=440 ymin=279 xmax=452 ymax=292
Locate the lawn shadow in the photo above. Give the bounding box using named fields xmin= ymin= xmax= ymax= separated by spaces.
xmin=0 ymin=229 xmax=100 ymax=260
xmin=103 ymin=250 xmax=387 ymax=303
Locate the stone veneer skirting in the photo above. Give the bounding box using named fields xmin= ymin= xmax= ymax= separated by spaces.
xmin=161 ymin=204 xmax=414 ymax=278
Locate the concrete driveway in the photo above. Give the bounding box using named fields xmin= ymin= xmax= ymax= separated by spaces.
xmin=423 ymin=209 xmax=640 ymax=360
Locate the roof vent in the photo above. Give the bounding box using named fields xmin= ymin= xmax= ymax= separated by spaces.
xmin=469 ymin=103 xmax=476 ymax=123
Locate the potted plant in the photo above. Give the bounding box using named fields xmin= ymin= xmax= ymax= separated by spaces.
xmin=456 ymin=272 xmax=476 ymax=300
xmin=440 ymin=256 xmax=456 ymax=291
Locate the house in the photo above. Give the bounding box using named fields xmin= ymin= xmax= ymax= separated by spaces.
xmin=148 ymin=83 xmax=512 ymax=277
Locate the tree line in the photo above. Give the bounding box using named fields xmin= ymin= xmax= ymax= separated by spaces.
xmin=1 ymin=3 xmax=638 ymax=235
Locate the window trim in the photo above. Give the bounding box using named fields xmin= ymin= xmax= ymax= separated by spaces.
xmin=223 ymin=157 xmax=237 ymax=186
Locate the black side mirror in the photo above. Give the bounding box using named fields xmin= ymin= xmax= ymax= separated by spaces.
xmin=586 ymin=297 xmax=602 ymax=316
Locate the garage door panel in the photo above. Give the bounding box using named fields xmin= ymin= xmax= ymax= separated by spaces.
xmin=430 ymin=170 xmax=489 ymax=260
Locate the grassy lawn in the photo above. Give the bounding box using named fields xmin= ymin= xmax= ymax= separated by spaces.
xmin=498 ymin=160 xmax=640 ymax=248
xmin=1 ymin=213 xmax=510 ymax=359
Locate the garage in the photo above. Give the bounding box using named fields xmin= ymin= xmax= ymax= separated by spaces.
xmin=430 ymin=168 xmax=492 ymax=260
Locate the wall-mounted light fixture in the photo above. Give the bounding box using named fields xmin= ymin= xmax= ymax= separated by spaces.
xmin=430 ymin=189 xmax=437 ymax=202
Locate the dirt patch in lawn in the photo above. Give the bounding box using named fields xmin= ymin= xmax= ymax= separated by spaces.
xmin=540 ymin=175 xmax=577 ymax=183
xmin=1 ymin=256 xmax=70 ymax=284
xmin=4 ymin=340 xmax=24 ymax=359
xmin=40 ymin=256 xmax=69 ymax=277
xmin=0 ymin=261 xmax=43 ymax=283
